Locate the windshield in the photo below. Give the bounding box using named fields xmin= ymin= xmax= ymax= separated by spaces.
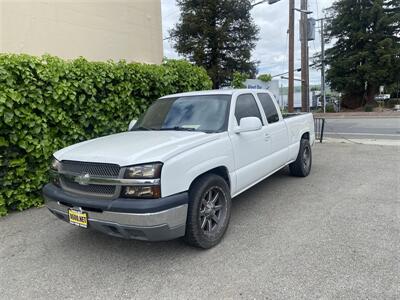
xmin=132 ymin=95 xmax=231 ymax=133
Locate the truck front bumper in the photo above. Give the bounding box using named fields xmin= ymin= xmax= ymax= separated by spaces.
xmin=43 ymin=184 xmax=188 ymax=241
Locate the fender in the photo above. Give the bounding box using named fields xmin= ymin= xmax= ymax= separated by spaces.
xmin=160 ymin=134 xmax=235 ymax=197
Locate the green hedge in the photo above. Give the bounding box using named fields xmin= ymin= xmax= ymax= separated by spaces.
xmin=0 ymin=54 xmax=212 ymax=216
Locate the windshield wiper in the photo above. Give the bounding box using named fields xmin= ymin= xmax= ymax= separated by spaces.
xmin=159 ymin=126 xmax=196 ymax=131
xmin=132 ymin=126 xmax=152 ymax=131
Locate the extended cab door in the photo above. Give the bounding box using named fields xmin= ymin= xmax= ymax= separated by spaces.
xmin=229 ymin=92 xmax=270 ymax=193
xmin=256 ymin=92 xmax=289 ymax=172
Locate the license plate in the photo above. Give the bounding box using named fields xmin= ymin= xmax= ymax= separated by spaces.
xmin=68 ymin=209 xmax=88 ymax=228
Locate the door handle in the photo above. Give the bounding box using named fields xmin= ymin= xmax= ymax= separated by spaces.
xmin=264 ymin=133 xmax=271 ymax=141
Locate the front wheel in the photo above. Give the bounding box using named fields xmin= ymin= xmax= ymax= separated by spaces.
xmin=184 ymin=174 xmax=231 ymax=249
xmin=289 ymin=138 xmax=312 ymax=177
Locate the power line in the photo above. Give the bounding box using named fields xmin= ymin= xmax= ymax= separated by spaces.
xmin=272 ymin=63 xmax=316 ymax=78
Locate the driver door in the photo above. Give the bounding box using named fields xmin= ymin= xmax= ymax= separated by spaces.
xmin=229 ymin=93 xmax=269 ymax=193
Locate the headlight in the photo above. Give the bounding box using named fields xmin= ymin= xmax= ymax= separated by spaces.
xmin=122 ymin=163 xmax=162 ymax=199
xmin=50 ymin=157 xmax=61 ymax=187
xmin=124 ymin=163 xmax=162 ymax=179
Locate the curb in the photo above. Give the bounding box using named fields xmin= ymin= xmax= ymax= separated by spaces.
xmin=313 ymin=113 xmax=400 ymax=119
xmin=321 ymin=137 xmax=400 ymax=147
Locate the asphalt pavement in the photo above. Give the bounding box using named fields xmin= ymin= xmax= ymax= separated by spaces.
xmin=1 ymin=143 xmax=399 ymax=299
xmin=322 ymin=117 xmax=400 ymax=140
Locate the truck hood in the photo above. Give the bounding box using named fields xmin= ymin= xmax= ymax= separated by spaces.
xmin=54 ymin=131 xmax=219 ymax=166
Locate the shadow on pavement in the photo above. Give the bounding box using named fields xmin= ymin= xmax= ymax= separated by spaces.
xmin=53 ymin=168 xmax=292 ymax=257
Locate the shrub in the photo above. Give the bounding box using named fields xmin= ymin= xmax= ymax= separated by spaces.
xmin=364 ymin=104 xmax=374 ymax=112
xmin=325 ymin=103 xmax=335 ymax=113
xmin=257 ymin=74 xmax=272 ymax=82
xmin=0 ymin=54 xmax=212 ymax=216
xmin=232 ymin=72 xmax=249 ymax=88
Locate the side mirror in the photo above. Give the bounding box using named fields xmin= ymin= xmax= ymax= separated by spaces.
xmin=128 ymin=119 xmax=137 ymax=131
xmin=234 ymin=117 xmax=262 ymax=134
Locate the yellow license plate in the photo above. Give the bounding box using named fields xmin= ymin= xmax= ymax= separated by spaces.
xmin=68 ymin=209 xmax=88 ymax=228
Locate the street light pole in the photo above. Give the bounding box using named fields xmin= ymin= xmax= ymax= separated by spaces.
xmin=300 ymin=0 xmax=309 ymax=112
xmin=320 ymin=18 xmax=326 ymax=113
xmin=288 ymin=0 xmax=294 ymax=113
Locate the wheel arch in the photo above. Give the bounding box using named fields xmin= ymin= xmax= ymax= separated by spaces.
xmin=301 ymin=131 xmax=310 ymax=140
xmin=188 ymin=166 xmax=231 ymax=192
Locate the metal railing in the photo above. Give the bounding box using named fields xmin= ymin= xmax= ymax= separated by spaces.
xmin=314 ymin=117 xmax=325 ymax=143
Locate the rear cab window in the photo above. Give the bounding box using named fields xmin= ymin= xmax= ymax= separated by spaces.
xmin=257 ymin=93 xmax=280 ymax=124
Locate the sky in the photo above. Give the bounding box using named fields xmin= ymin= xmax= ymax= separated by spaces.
xmin=161 ymin=0 xmax=335 ymax=86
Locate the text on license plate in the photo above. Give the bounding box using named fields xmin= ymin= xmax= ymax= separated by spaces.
xmin=68 ymin=209 xmax=88 ymax=228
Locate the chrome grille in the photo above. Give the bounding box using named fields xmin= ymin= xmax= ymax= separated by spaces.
xmin=60 ymin=160 xmax=120 ymax=177
xmin=60 ymin=177 xmax=116 ymax=196
xmin=59 ymin=160 xmax=121 ymax=197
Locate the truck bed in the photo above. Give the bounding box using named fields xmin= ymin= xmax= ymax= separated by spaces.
xmin=282 ymin=112 xmax=315 ymax=146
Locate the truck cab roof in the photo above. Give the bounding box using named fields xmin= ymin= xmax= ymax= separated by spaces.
xmin=160 ymin=89 xmax=272 ymax=99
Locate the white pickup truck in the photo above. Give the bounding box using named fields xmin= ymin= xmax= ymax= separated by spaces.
xmin=44 ymin=89 xmax=315 ymax=248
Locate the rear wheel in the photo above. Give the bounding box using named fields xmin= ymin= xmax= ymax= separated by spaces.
xmin=184 ymin=174 xmax=231 ymax=249
xmin=289 ymin=138 xmax=312 ymax=177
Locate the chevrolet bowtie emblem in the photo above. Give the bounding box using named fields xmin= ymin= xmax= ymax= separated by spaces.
xmin=75 ymin=173 xmax=90 ymax=185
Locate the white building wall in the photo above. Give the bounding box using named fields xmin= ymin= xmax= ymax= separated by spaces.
xmin=0 ymin=0 xmax=163 ymax=64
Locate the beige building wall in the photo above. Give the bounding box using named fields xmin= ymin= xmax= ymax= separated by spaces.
xmin=0 ymin=0 xmax=163 ymax=64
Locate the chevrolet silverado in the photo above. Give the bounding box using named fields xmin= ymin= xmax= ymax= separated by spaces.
xmin=44 ymin=89 xmax=315 ymax=248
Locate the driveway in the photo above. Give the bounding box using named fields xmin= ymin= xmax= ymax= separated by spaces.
xmin=1 ymin=143 xmax=399 ymax=299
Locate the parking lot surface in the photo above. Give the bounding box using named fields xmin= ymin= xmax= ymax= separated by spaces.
xmin=1 ymin=143 xmax=399 ymax=299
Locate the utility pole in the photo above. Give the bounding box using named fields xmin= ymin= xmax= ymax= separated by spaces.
xmin=300 ymin=0 xmax=309 ymax=112
xmin=320 ymin=18 xmax=326 ymax=113
xmin=288 ymin=0 xmax=295 ymax=112
xmin=316 ymin=16 xmax=331 ymax=113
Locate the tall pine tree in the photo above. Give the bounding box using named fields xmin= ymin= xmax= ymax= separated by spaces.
xmin=325 ymin=0 xmax=400 ymax=108
xmin=170 ymin=0 xmax=259 ymax=89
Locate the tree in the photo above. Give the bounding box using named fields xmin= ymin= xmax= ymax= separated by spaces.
xmin=257 ymin=73 xmax=272 ymax=82
xmin=324 ymin=0 xmax=400 ymax=108
xmin=170 ymin=0 xmax=259 ymax=89
xmin=232 ymin=72 xmax=249 ymax=88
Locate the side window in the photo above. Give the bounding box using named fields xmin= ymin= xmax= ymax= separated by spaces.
xmin=257 ymin=93 xmax=280 ymax=124
xmin=235 ymin=94 xmax=263 ymax=125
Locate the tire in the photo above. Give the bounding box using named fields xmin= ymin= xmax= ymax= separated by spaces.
xmin=289 ymin=138 xmax=312 ymax=177
xmin=184 ymin=174 xmax=231 ymax=249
